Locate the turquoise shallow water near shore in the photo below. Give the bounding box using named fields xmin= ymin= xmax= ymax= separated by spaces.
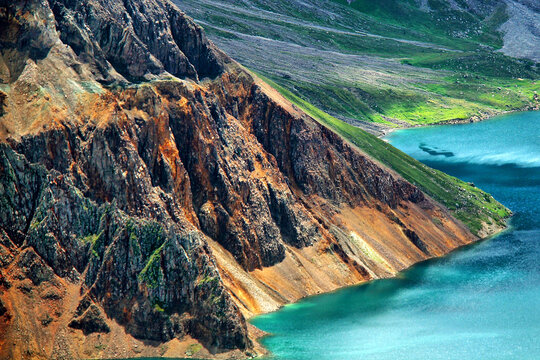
xmin=251 ymin=111 xmax=540 ymax=360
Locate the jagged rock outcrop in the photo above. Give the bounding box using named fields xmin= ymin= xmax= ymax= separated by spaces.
xmin=68 ymin=300 xmax=110 ymax=335
xmin=0 ymin=0 xmax=484 ymax=359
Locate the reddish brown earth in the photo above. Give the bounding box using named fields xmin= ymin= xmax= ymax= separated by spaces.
xmin=0 ymin=0 xmax=499 ymax=359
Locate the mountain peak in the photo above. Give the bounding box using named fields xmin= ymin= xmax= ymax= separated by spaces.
xmin=1 ymin=0 xmax=228 ymax=85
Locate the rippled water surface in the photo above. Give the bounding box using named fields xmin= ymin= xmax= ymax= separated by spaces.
xmin=251 ymin=111 xmax=540 ymax=360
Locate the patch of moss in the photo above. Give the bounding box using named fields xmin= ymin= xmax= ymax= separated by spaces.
xmin=185 ymin=343 xmax=203 ymax=357
xmin=126 ymin=219 xmax=167 ymax=260
xmin=138 ymin=243 xmax=165 ymax=288
xmin=81 ymin=232 xmax=102 ymax=245
xmin=198 ymin=275 xmax=219 ymax=285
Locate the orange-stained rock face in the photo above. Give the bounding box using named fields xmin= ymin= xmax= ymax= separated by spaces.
xmin=0 ymin=0 xmax=483 ymax=359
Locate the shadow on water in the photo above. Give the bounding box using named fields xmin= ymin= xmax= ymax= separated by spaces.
xmin=419 ymin=143 xmax=455 ymax=157
xmin=423 ymin=160 xmax=540 ymax=189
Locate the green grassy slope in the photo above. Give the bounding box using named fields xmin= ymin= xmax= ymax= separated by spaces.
xmin=178 ymin=0 xmax=539 ymax=131
xmin=255 ymin=73 xmax=511 ymax=235
xmin=332 ymin=0 xmax=507 ymax=48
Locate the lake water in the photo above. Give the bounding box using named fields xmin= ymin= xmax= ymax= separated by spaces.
xmin=251 ymin=111 xmax=540 ymax=360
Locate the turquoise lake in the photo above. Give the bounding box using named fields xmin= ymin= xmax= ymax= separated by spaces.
xmin=251 ymin=111 xmax=540 ymax=360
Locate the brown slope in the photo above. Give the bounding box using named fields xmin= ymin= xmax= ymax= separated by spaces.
xmin=0 ymin=0 xmax=477 ymax=359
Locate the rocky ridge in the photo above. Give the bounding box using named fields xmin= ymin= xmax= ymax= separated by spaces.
xmin=0 ymin=0 xmax=496 ymax=359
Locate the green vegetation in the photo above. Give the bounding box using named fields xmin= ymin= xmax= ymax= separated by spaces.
xmin=198 ymin=275 xmax=219 ymax=285
xmin=263 ymin=69 xmax=537 ymax=127
xmin=139 ymin=243 xmax=165 ymax=288
xmin=256 ymin=73 xmax=511 ymax=235
xmin=126 ymin=220 xmax=166 ymax=259
xmin=403 ymin=51 xmax=539 ymax=79
xmin=332 ymin=0 xmax=507 ymax=48
xmin=182 ymin=0 xmax=539 ymax=128
xmin=81 ymin=232 xmax=102 ymax=245
xmin=185 ymin=343 xmax=203 ymax=357
xmin=81 ymin=232 xmax=104 ymax=259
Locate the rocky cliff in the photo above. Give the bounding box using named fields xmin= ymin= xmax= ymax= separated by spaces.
xmin=0 ymin=0 xmax=494 ymax=359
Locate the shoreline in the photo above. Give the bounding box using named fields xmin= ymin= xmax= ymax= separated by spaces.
xmin=249 ymin=104 xmax=525 ymax=357
xmin=378 ymin=105 xmax=540 ymax=138
xmin=251 ymin=218 xmax=510 ymax=317
xmin=248 ymin=107 xmax=540 ymax=359
xmin=249 ymin=218 xmax=511 ymax=358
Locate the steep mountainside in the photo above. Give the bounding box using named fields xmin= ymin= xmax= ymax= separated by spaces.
xmin=0 ymin=0 xmax=508 ymax=359
xmin=177 ymin=0 xmax=539 ymax=133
